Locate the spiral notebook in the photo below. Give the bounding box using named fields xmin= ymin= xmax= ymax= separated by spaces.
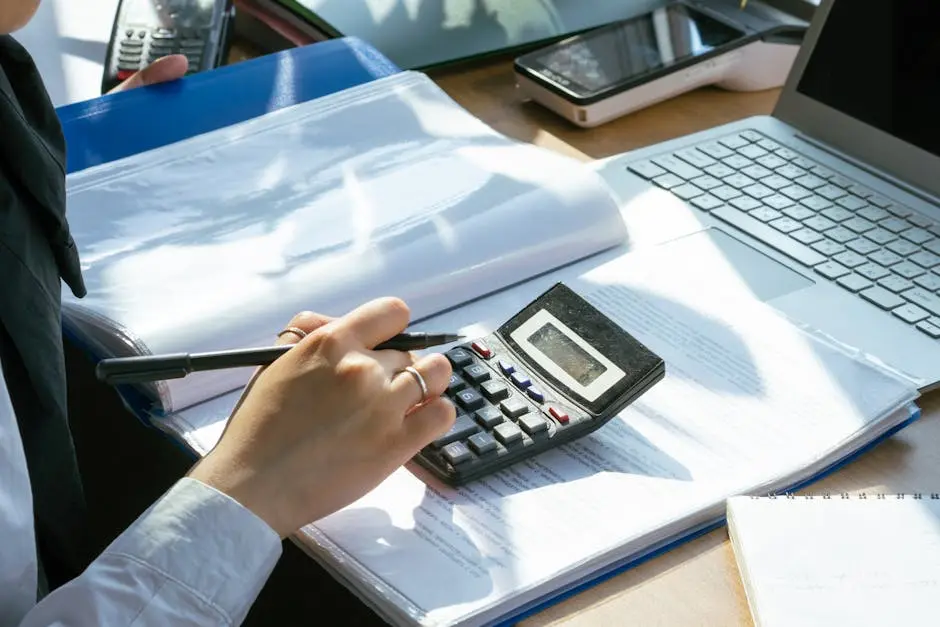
xmin=727 ymin=493 xmax=940 ymax=627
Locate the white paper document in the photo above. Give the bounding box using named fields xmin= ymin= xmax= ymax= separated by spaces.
xmin=63 ymin=71 xmax=624 ymax=413
xmin=167 ymin=231 xmax=917 ymax=627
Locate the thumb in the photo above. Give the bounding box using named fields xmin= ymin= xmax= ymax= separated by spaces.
xmin=110 ymin=54 xmax=189 ymax=93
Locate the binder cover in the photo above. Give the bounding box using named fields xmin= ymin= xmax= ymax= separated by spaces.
xmin=56 ymin=36 xmax=400 ymax=174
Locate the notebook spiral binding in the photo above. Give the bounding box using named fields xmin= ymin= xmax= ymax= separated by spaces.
xmin=751 ymin=492 xmax=940 ymax=500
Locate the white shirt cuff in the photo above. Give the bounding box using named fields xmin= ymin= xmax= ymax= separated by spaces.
xmin=104 ymin=477 xmax=282 ymax=623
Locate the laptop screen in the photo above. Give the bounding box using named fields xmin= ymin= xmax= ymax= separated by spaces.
xmin=796 ymin=1 xmax=940 ymax=158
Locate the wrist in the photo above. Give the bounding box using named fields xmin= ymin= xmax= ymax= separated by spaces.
xmin=188 ymin=455 xmax=296 ymax=539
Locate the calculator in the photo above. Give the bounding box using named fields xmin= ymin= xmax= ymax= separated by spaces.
xmin=414 ymin=283 xmax=665 ymax=485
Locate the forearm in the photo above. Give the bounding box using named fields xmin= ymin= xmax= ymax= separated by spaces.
xmin=19 ymin=479 xmax=281 ymax=626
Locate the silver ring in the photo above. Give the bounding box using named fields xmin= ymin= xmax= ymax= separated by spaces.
xmin=400 ymin=366 xmax=429 ymax=403
xmin=277 ymin=326 xmax=308 ymax=340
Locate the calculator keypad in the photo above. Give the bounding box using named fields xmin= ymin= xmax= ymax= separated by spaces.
xmin=415 ymin=337 xmax=591 ymax=483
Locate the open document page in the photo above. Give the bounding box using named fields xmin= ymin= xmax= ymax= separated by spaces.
xmin=166 ymin=228 xmax=918 ymax=627
xmin=62 ymin=70 xmax=624 ymax=414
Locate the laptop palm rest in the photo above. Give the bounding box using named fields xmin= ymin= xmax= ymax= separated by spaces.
xmin=662 ymin=228 xmax=814 ymax=303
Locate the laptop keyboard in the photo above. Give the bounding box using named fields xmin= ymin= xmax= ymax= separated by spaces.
xmin=627 ymin=129 xmax=940 ymax=339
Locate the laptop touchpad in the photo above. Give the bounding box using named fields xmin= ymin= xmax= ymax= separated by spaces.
xmin=665 ymin=228 xmax=814 ymax=302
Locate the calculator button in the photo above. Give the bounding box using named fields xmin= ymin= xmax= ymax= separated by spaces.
xmin=431 ymin=414 xmax=479 ymax=448
xmin=446 ymin=348 xmax=474 ymax=368
xmin=474 ymin=405 xmax=504 ymax=428
xmin=137 ymin=30 xmax=147 ymax=38
xmin=441 ymin=441 xmax=473 ymax=465
xmin=471 ymin=341 xmax=492 ymax=359
xmin=455 ymin=388 xmax=485 ymax=411
xmin=493 ymin=422 xmax=523 ymax=446
xmin=525 ymin=386 xmax=544 ymax=403
xmin=446 ymin=374 xmax=467 ymax=395
xmin=518 ymin=414 xmax=548 ymax=436
xmin=510 ymin=371 xmax=531 ymax=389
xmin=480 ymin=380 xmax=509 ymax=402
xmin=499 ymin=395 xmax=530 ymax=419
xmin=548 ymin=406 xmax=569 ymax=424
xmin=467 ymin=432 xmax=498 ymax=455
xmin=498 ymin=360 xmax=515 ymax=376
xmin=462 ymin=363 xmax=491 ymax=385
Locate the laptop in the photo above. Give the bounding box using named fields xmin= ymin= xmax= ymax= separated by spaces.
xmin=596 ymin=0 xmax=940 ymax=391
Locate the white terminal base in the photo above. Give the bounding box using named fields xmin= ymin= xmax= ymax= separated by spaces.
xmin=516 ymin=40 xmax=800 ymax=128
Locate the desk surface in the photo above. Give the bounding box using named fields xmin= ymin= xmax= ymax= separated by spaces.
xmin=228 ymin=43 xmax=940 ymax=627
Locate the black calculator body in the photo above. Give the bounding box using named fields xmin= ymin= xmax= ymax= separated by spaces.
xmin=102 ymin=0 xmax=236 ymax=94
xmin=414 ymin=283 xmax=665 ymax=486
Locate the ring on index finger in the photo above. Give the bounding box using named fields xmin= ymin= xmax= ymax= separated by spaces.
xmin=396 ymin=366 xmax=429 ymax=404
xmin=277 ymin=326 xmax=308 ymax=340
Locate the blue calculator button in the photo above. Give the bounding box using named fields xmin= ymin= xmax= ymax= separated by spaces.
xmin=498 ymin=360 xmax=515 ymax=376
xmin=526 ymin=387 xmax=544 ymax=403
xmin=510 ymin=371 xmax=531 ymax=389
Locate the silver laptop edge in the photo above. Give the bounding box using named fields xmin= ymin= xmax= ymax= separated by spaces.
xmin=594 ymin=0 xmax=940 ymax=392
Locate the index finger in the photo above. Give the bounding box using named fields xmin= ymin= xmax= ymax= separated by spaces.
xmin=331 ymin=297 xmax=411 ymax=348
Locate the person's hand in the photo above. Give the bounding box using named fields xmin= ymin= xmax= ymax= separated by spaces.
xmin=107 ymin=54 xmax=188 ymax=93
xmin=188 ymin=298 xmax=456 ymax=537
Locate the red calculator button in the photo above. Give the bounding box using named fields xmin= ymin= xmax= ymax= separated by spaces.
xmin=549 ymin=406 xmax=569 ymax=424
xmin=117 ymin=70 xmax=135 ymax=80
xmin=471 ymin=340 xmax=492 ymax=359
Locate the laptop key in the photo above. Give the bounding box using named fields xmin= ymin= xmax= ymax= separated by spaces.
xmin=723 ymin=155 xmax=753 ymax=170
xmin=878 ymin=275 xmax=913 ymax=293
xmin=690 ymin=194 xmax=723 ymax=211
xmin=670 ymin=183 xmax=704 ymax=200
xmin=739 ymin=130 xmax=763 ymax=142
xmin=691 ymin=175 xmax=722 ymax=190
xmin=741 ymin=164 xmax=773 ymax=180
xmin=860 ymin=286 xmax=905 ymax=310
xmin=775 ymin=147 xmax=798 ymax=160
xmin=910 ymin=251 xmax=940 ymax=269
xmin=801 ymin=195 xmax=833 ymax=211
xmin=750 ymin=207 xmax=782 ymax=222
xmin=816 ymin=185 xmax=847 ymax=201
xmin=761 ymin=175 xmax=792 ymax=190
xmin=724 ymin=173 xmax=756 ymax=189
xmin=771 ymin=217 xmax=802 ymax=233
xmin=712 ymin=185 xmax=742 ymax=201
xmin=792 ymin=228 xmax=823 ymax=245
xmin=916 ymin=320 xmax=940 ymax=338
xmin=776 ymin=165 xmax=807 ymax=180
xmin=732 ymin=196 xmax=762 ymax=211
xmin=846 ymin=238 xmax=880 ymax=255
xmin=704 ymin=163 xmax=736 ymax=178
xmin=837 ymin=274 xmax=873 ymax=293
xmin=781 ymin=185 xmax=813 ymax=201
xmin=836 ymin=195 xmax=867 ymax=211
xmin=675 ymin=148 xmax=716 ymax=169
xmin=856 ymin=263 xmax=891 ymax=281
xmin=791 ymin=157 xmax=816 ymax=170
xmin=908 ymin=214 xmax=933 ymax=228
xmin=847 ymin=184 xmax=874 ymax=198
xmin=810 ymin=165 xmax=835 ymax=179
xmin=892 ymin=262 xmax=925 ymax=279
xmin=783 ymin=206 xmax=815 ymax=221
xmin=925 ymin=240 xmax=940 ymax=256
xmin=738 ymin=144 xmax=768 ymax=159
xmin=914 ymin=273 xmax=940 ymax=291
xmin=711 ymin=206 xmax=827 ymax=266
xmin=757 ymin=138 xmax=781 ymax=151
xmin=719 ymin=135 xmax=750 ymax=150
xmin=858 ymin=206 xmax=890 ymax=222
xmin=699 ymin=142 xmax=735 ymax=159
xmin=868 ymin=194 xmax=893 ymax=208
xmin=879 ymin=217 xmax=910 ymax=233
xmin=833 ymin=251 xmax=867 ymax=268
xmin=804 ymin=216 xmax=837 ymax=232
xmin=629 ymin=161 xmax=668 ymax=179
xmin=843 ymin=217 xmax=875 ymax=234
xmin=902 ymin=288 xmax=940 ymax=316
xmin=812 ymin=239 xmax=846 ymax=256
xmin=826 ymin=227 xmax=856 ymax=243
xmin=652 ymin=156 xmax=702 ymax=179
xmin=829 ymin=174 xmax=854 ymax=188
xmin=815 ymin=261 xmax=850 ymax=280
xmin=765 ymin=194 xmax=794 ymax=209
xmin=886 ymin=239 xmax=920 ymax=256
xmin=892 ymin=304 xmax=930 ymax=324
xmin=901 ymin=228 xmax=933 ymax=244
xmin=743 ymin=184 xmax=774 ymax=199
xmin=653 ymin=173 xmax=685 ymax=189
xmin=821 ymin=207 xmax=853 ymax=222
xmin=885 ymin=203 xmax=913 ymax=218
xmin=757 ymin=154 xmax=788 ymax=170
xmin=794 ymin=174 xmax=826 ymax=190
xmin=865 ymin=228 xmax=897 ymax=245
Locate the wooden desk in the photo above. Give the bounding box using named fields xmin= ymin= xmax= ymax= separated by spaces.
xmin=219 ymin=43 xmax=940 ymax=626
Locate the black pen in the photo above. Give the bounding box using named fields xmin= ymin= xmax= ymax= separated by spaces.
xmin=95 ymin=332 xmax=464 ymax=385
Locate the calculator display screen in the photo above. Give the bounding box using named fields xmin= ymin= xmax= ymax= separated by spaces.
xmin=527 ymin=322 xmax=606 ymax=386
